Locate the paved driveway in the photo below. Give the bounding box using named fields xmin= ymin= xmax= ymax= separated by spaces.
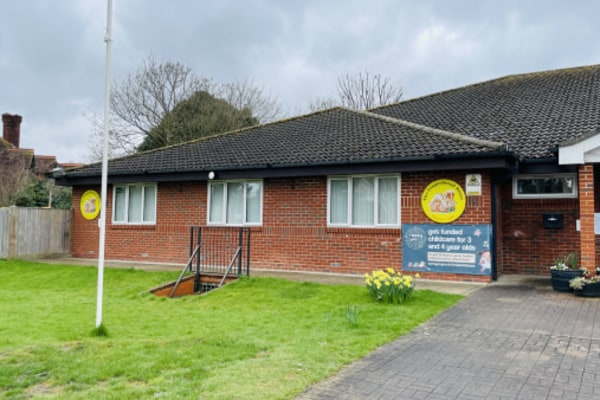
xmin=297 ymin=276 xmax=600 ymax=400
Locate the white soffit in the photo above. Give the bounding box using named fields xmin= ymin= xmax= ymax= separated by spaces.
xmin=559 ymin=133 xmax=600 ymax=165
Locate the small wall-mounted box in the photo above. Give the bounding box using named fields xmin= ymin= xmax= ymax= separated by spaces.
xmin=543 ymin=213 xmax=564 ymax=229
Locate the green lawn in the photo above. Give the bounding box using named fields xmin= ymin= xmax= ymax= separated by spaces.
xmin=0 ymin=260 xmax=462 ymax=399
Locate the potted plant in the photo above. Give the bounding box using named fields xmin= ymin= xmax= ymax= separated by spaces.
xmin=569 ymin=275 xmax=600 ymax=297
xmin=550 ymin=252 xmax=586 ymax=292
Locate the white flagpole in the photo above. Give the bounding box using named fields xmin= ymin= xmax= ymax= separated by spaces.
xmin=96 ymin=0 xmax=113 ymax=328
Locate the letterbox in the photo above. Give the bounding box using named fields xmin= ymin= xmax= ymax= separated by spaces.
xmin=543 ymin=213 xmax=563 ymax=229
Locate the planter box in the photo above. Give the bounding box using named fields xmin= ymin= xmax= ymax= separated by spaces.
xmin=573 ymin=282 xmax=600 ymax=297
xmin=550 ymin=269 xmax=584 ymax=292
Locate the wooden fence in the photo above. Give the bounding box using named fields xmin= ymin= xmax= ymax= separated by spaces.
xmin=0 ymin=207 xmax=71 ymax=259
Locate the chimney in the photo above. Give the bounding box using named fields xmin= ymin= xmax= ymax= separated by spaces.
xmin=2 ymin=113 xmax=23 ymax=148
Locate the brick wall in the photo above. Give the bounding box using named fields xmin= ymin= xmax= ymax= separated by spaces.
xmin=494 ymin=183 xmax=505 ymax=276
xmin=578 ymin=165 xmax=596 ymax=272
xmin=498 ymin=181 xmax=580 ymax=275
xmin=72 ymin=182 xmax=205 ymax=262
xmin=595 ymin=165 xmax=600 ymax=269
xmin=70 ymin=171 xmax=497 ymax=282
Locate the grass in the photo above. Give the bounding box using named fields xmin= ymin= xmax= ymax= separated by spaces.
xmin=0 ymin=259 xmax=463 ymax=399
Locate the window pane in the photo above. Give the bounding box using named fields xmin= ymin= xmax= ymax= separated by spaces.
xmin=226 ymin=182 xmax=244 ymax=224
xmin=209 ymin=183 xmax=225 ymax=223
xmin=562 ymin=177 xmax=575 ymax=193
xmin=143 ymin=185 xmax=156 ymax=222
xmin=128 ymin=186 xmax=143 ymax=223
xmin=330 ymin=180 xmax=348 ymax=224
xmin=114 ymin=186 xmax=127 ymax=222
xmin=378 ymin=177 xmax=398 ymax=224
xmin=352 ymin=177 xmax=374 ymax=225
xmin=245 ymin=182 xmax=261 ymax=223
xmin=517 ymin=176 xmax=575 ymax=195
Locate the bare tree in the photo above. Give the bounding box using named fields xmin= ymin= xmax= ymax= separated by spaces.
xmin=309 ymin=71 xmax=403 ymax=111
xmin=88 ymin=55 xmax=283 ymax=159
xmin=307 ymin=96 xmax=340 ymax=113
xmin=216 ymin=78 xmax=282 ymax=123
xmin=337 ymin=71 xmax=403 ymax=109
xmin=88 ymin=55 xmax=212 ymax=160
xmin=111 ymin=55 xmax=213 ymax=135
xmin=87 ymin=111 xmax=143 ymax=160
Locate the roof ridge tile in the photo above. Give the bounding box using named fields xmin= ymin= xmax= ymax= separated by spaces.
xmin=347 ymin=107 xmax=506 ymax=150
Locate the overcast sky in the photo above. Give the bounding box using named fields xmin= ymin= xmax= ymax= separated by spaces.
xmin=1 ymin=0 xmax=600 ymax=163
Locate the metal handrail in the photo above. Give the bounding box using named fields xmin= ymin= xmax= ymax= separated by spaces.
xmin=219 ymin=247 xmax=242 ymax=287
xmin=168 ymin=245 xmax=200 ymax=298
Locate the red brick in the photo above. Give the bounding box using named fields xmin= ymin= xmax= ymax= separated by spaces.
xmin=69 ymin=169 xmax=592 ymax=280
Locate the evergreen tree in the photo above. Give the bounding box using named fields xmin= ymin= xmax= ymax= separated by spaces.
xmin=138 ymin=90 xmax=258 ymax=151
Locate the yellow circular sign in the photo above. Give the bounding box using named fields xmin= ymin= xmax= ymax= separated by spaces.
xmin=421 ymin=179 xmax=466 ymax=223
xmin=80 ymin=190 xmax=101 ymax=220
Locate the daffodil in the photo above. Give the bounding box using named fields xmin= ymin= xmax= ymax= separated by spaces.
xmin=365 ymin=268 xmax=416 ymax=304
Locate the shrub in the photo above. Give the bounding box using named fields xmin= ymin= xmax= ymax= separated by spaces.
xmin=365 ymin=268 xmax=417 ymax=304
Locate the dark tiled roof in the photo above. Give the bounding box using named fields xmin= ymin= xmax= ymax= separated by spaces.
xmin=64 ymin=108 xmax=504 ymax=179
xmin=373 ymin=65 xmax=600 ymax=159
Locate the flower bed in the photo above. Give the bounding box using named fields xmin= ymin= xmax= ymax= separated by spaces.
xmin=365 ymin=268 xmax=418 ymax=304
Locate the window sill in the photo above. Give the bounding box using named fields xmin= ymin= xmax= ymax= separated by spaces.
xmin=326 ymin=226 xmax=401 ymax=235
xmin=110 ymin=224 xmax=156 ymax=231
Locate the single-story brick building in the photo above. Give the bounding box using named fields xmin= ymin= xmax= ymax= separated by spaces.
xmin=57 ymin=65 xmax=600 ymax=282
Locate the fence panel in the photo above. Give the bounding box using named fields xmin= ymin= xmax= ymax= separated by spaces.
xmin=0 ymin=209 xmax=8 ymax=258
xmin=0 ymin=207 xmax=71 ymax=258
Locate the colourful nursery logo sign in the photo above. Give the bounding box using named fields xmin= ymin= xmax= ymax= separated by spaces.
xmin=421 ymin=179 xmax=466 ymax=223
xmin=80 ymin=189 xmax=101 ymax=220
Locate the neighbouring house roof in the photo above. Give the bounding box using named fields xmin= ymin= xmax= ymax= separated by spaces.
xmin=0 ymin=148 xmax=64 ymax=181
xmin=33 ymin=155 xmax=58 ymax=176
xmin=0 ymin=137 xmax=13 ymax=150
xmin=0 ymin=147 xmax=34 ymax=175
xmin=57 ymin=107 xmax=510 ymax=185
xmin=372 ymin=64 xmax=600 ymax=160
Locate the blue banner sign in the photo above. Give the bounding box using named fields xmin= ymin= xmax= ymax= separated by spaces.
xmin=402 ymin=224 xmax=492 ymax=276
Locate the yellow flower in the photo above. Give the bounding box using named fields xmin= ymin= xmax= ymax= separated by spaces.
xmin=387 ymin=267 xmax=395 ymax=274
xmin=415 ymin=273 xmax=421 ymax=279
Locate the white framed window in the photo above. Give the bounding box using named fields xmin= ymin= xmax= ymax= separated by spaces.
xmin=328 ymin=175 xmax=400 ymax=227
xmin=513 ymin=174 xmax=577 ymax=199
xmin=112 ymin=183 xmax=157 ymax=224
xmin=208 ymin=180 xmax=263 ymax=226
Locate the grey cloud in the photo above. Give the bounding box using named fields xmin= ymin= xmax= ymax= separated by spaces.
xmin=1 ymin=0 xmax=599 ymax=163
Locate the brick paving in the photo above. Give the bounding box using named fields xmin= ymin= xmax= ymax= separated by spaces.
xmin=297 ymin=276 xmax=600 ymax=400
